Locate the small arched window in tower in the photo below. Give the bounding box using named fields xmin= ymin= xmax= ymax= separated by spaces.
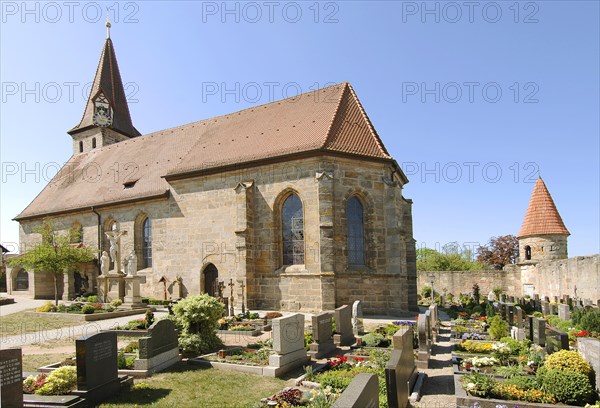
xmin=79 ymin=141 xmax=83 ymax=153
xmin=142 ymin=217 xmax=152 ymax=268
xmin=525 ymin=245 xmax=532 ymax=260
xmin=347 ymin=196 xmax=366 ymax=266
xmin=92 ymin=138 xmax=96 ymax=149
xmin=282 ymin=194 xmax=304 ymax=265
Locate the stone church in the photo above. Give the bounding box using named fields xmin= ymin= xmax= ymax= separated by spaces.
xmin=10 ymin=30 xmax=418 ymax=314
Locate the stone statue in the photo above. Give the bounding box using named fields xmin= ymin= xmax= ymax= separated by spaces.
xmin=488 ymin=290 xmax=495 ymax=302
xmin=127 ymin=251 xmax=137 ymax=276
xmin=100 ymin=251 xmax=110 ymax=275
xmin=104 ymin=223 xmax=127 ymax=272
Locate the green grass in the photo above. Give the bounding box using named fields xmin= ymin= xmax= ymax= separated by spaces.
xmin=22 ymin=353 xmax=74 ymax=372
xmin=101 ymin=363 xmax=288 ymax=408
xmin=0 ymin=310 xmax=84 ymax=336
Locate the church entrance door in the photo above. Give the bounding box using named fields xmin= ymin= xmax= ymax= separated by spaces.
xmin=203 ymin=264 xmax=218 ymax=297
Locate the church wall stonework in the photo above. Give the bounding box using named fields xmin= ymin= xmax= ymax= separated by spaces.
xmin=18 ymin=156 xmax=418 ymax=314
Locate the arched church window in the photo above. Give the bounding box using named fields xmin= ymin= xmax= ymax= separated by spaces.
xmin=347 ymin=196 xmax=365 ymax=265
xmin=79 ymin=141 xmax=83 ymax=153
xmin=92 ymin=138 xmax=97 ymax=149
xmin=282 ymin=194 xmax=304 ymax=265
xmin=15 ymin=269 xmax=29 ymax=290
xmin=142 ymin=217 xmax=152 ymax=268
xmin=525 ymin=245 xmax=532 ymax=260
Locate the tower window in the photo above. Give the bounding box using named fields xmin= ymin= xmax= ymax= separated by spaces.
xmin=92 ymin=138 xmax=96 ymax=148
xmin=525 ymin=245 xmax=532 ymax=260
xmin=79 ymin=141 xmax=83 ymax=153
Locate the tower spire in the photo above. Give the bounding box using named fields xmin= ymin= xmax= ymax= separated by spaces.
xmin=106 ymin=15 xmax=111 ymax=39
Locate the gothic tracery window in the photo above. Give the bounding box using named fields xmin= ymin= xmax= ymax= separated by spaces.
xmin=282 ymin=194 xmax=304 ymax=265
xmin=142 ymin=217 xmax=152 ymax=268
xmin=347 ymin=196 xmax=365 ymax=266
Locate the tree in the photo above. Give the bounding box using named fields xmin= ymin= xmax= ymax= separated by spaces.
xmin=8 ymin=221 xmax=95 ymax=305
xmin=476 ymin=235 xmax=519 ymax=270
xmin=416 ymin=244 xmax=485 ymax=271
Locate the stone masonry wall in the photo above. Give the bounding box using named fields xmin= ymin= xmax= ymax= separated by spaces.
xmin=18 ymin=155 xmax=417 ymax=314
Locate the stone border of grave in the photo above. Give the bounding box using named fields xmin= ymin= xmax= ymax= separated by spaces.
xmin=215 ymin=327 xmax=262 ymax=337
xmin=25 ymin=307 xmax=154 ymax=321
xmin=453 ymin=374 xmax=584 ymax=408
xmin=0 ymin=297 xmax=15 ymax=305
xmin=37 ymin=361 xmax=149 ymax=379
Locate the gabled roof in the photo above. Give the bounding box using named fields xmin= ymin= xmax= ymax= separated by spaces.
xmin=15 ymin=82 xmax=398 ymax=221
xmin=68 ymin=38 xmax=140 ymax=138
xmin=518 ymin=177 xmax=570 ymax=238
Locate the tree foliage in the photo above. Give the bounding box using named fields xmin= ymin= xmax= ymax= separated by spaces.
xmin=8 ymin=221 xmax=95 ymax=305
xmin=476 ymin=235 xmax=519 ymax=270
xmin=416 ymin=243 xmax=485 ymax=271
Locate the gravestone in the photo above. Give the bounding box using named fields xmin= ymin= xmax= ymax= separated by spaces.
xmin=541 ymin=300 xmax=550 ymax=315
xmin=507 ymin=304 xmax=515 ymax=326
xmin=416 ymin=313 xmax=430 ymax=369
xmin=0 ymin=348 xmax=23 ymax=408
xmin=385 ymin=347 xmax=418 ymax=408
xmin=583 ymin=299 xmax=592 ymax=307
xmin=525 ymin=315 xmax=534 ymax=341
xmin=545 ymin=327 xmax=569 ymax=354
xmin=578 ymin=338 xmax=600 ymax=393
xmin=333 ymin=373 xmax=379 ymax=408
xmin=135 ymin=319 xmax=180 ymax=373
xmin=553 ymin=296 xmax=559 ymax=303
xmin=562 ymin=294 xmax=570 ymax=304
xmin=532 ymin=317 xmax=546 ymax=347
xmin=428 ymin=304 xmax=438 ymax=342
xmin=514 ymin=306 xmax=525 ymax=340
xmin=549 ymin=303 xmax=558 ymax=315
xmin=558 ymin=304 xmax=570 ymax=321
xmin=75 ymin=331 xmax=120 ymax=403
xmin=509 ymin=296 xmax=515 ymax=303
xmin=352 ymin=300 xmax=364 ymax=335
xmin=309 ymin=312 xmax=336 ymax=359
xmin=333 ymin=305 xmax=355 ymax=346
xmin=266 ymin=313 xmax=310 ymax=377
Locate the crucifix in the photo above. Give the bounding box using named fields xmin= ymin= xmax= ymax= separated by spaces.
xmin=228 ymin=279 xmax=235 ymax=317
xmin=239 ymin=281 xmax=246 ymax=315
xmin=105 ymin=223 xmax=127 ymax=274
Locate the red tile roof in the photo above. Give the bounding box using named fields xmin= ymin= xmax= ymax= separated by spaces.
xmin=518 ymin=177 xmax=570 ymax=238
xmin=15 ymin=83 xmax=396 ymax=220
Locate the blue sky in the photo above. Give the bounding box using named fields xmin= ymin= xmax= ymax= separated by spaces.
xmin=1 ymin=1 xmax=599 ymax=256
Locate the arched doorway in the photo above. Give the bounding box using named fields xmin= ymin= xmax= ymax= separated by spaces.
xmin=203 ymin=264 xmax=218 ymax=297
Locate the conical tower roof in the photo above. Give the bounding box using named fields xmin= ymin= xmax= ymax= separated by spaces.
xmin=518 ymin=177 xmax=570 ymax=238
xmin=68 ymin=36 xmax=140 ymax=138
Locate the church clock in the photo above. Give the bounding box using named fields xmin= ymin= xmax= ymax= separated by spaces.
xmin=93 ymin=94 xmax=112 ymax=127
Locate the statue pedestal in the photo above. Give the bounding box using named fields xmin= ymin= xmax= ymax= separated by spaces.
xmin=97 ymin=273 xmax=125 ymax=302
xmin=123 ymin=275 xmax=144 ymax=308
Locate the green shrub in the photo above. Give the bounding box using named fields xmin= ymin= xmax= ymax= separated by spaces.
xmin=579 ymin=309 xmax=600 ymax=333
xmin=499 ymin=336 xmax=531 ymax=356
xmin=170 ymin=294 xmax=224 ymax=354
xmin=532 ymin=311 xmax=543 ymax=318
xmin=86 ymin=295 xmax=98 ymax=302
xmin=36 ymin=366 xmax=77 ymax=395
xmin=494 ymin=365 xmax=523 ymax=379
xmin=144 ymin=309 xmax=154 ymax=328
xmin=472 ymin=305 xmax=483 ymax=314
xmin=488 ymin=315 xmax=508 ymax=340
xmin=110 ymin=299 xmax=123 ymax=308
xmin=117 ymin=351 xmax=135 ymax=369
xmin=362 ymin=332 xmax=389 ymax=348
xmin=538 ymin=368 xmax=594 ymax=405
xmin=36 ymin=302 xmax=56 ymax=313
xmin=505 ymin=375 xmax=538 ymax=390
xmin=485 ymin=302 xmax=495 ymax=317
xmin=121 ymin=342 xmax=139 ymax=354
xmin=461 ymin=372 xmax=495 ymax=397
xmin=81 ymin=305 xmax=95 ymax=314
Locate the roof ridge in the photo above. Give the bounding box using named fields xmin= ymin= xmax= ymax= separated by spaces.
xmin=321 ymin=82 xmax=350 ymax=149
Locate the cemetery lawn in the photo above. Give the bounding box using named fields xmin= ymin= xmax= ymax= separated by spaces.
xmin=101 ymin=363 xmax=288 ymax=407
xmin=22 ymin=353 xmax=73 ymax=372
xmin=0 ymin=310 xmax=82 ymax=335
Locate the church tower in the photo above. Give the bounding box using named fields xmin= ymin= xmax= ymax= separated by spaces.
xmin=518 ymin=177 xmax=570 ymax=263
xmin=68 ymin=21 xmax=140 ymax=155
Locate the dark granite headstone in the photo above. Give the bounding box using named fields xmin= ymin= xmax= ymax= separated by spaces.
xmin=532 ymin=317 xmax=546 ymax=346
xmin=545 ymin=327 xmax=569 ymax=354
xmin=309 ymin=312 xmax=335 ymax=359
xmin=385 ymin=349 xmax=417 ymax=408
xmin=333 ymin=373 xmax=379 ymax=408
xmin=0 ymin=348 xmax=23 ymax=408
xmin=507 ymin=304 xmax=515 ymax=326
xmin=138 ymin=319 xmax=178 ymax=360
xmin=334 ymin=305 xmax=354 ymax=346
xmin=549 ymin=303 xmax=558 ymax=315
xmin=514 ymin=306 xmax=523 ymax=328
xmin=75 ymin=331 xmax=120 ymax=402
xmin=525 ymin=315 xmax=533 ymax=341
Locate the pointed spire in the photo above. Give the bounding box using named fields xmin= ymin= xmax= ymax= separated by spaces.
xmin=68 ymin=27 xmax=140 ymax=138
xmin=518 ymin=177 xmax=570 ymax=238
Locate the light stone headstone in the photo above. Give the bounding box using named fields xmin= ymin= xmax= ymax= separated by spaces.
xmin=266 ymin=313 xmax=310 ymax=376
xmin=334 ymin=305 xmax=355 ymax=346
xmin=0 ymin=348 xmax=23 ymax=408
xmin=541 ymin=300 xmax=550 ymax=315
xmin=352 ymin=300 xmax=364 ymax=335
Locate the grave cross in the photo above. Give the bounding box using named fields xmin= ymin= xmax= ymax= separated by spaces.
xmin=228 ymin=279 xmax=235 ymax=317
xmin=239 ymin=281 xmax=246 ymax=314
